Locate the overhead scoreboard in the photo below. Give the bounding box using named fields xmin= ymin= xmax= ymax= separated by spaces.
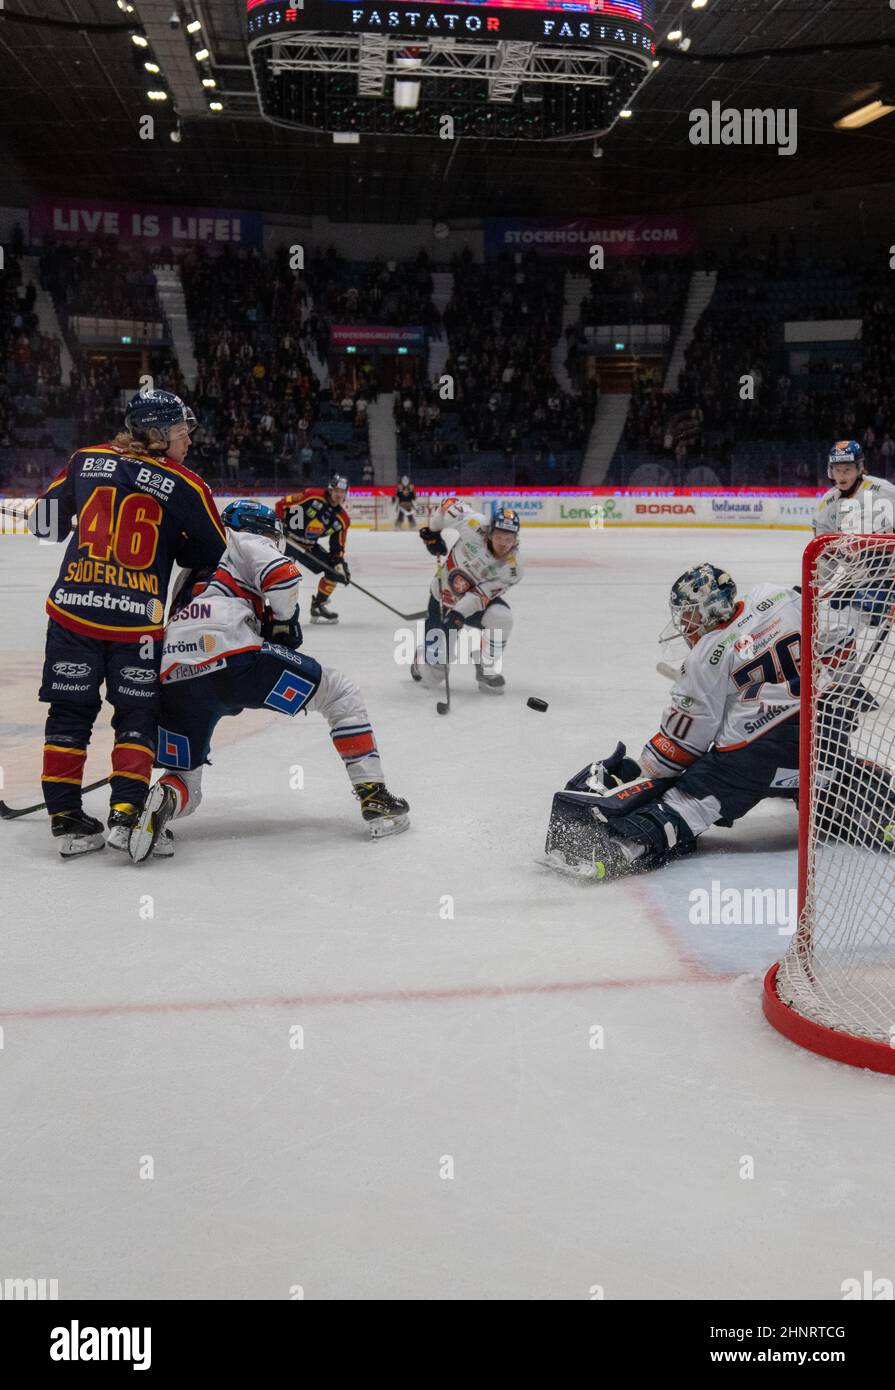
xmin=246 ymin=0 xmax=656 ymax=53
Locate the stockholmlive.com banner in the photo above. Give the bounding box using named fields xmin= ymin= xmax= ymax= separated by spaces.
xmin=485 ymin=215 xmax=699 ymax=258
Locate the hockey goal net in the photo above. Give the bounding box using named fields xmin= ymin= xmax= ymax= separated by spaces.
xmin=764 ymin=533 xmax=895 ymax=1072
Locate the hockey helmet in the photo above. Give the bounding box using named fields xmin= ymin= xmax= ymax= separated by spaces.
xmin=664 ymin=563 xmax=737 ymax=648
xmin=489 ymin=507 xmax=521 ymax=544
xmin=221 ymin=499 xmax=285 ymax=550
xmin=125 ymin=389 xmax=197 ymax=448
xmin=327 ymin=473 xmax=349 ymax=499
xmin=827 ymin=439 xmax=864 ymax=481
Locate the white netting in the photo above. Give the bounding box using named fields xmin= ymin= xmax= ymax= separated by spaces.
xmin=774 ymin=535 xmax=895 ymax=1044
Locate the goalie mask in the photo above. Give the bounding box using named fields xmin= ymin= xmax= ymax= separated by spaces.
xmin=662 ymin=564 xmax=737 ymax=649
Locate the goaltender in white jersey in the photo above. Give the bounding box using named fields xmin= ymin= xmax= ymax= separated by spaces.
xmin=546 ymin=564 xmax=804 ymax=880
xmin=413 ymin=497 xmax=523 ymax=694
xmin=643 ymin=580 xmax=802 ymax=776
xmin=814 ymin=439 xmax=895 ymax=536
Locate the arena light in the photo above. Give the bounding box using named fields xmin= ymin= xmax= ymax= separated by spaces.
xmin=394 ymin=47 xmax=422 ymax=112
xmin=131 ymin=33 xmax=149 ymax=47
xmin=667 ymin=28 xmax=683 ymax=41
xmin=834 ymin=100 xmax=895 ymax=130
xmin=208 ymin=100 xmax=223 ymax=111
xmin=194 ymin=47 xmax=210 ymax=62
xmin=691 ymin=0 xmax=708 ymax=9
xmin=619 ymin=108 xmax=633 ymax=118
xmin=201 ymin=77 xmax=216 ymax=88
xmin=144 ymin=61 xmax=160 ymax=74
xmin=147 ymin=90 xmax=168 ymax=101
xmin=186 ymin=19 xmax=202 ymax=33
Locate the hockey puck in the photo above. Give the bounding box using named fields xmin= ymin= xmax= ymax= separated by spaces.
xmin=527 ymin=697 xmax=549 ymax=712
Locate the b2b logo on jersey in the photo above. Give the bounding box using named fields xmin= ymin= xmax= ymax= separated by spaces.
xmin=136 ymin=468 xmax=175 ymax=496
xmin=82 ymin=458 xmax=117 ymax=474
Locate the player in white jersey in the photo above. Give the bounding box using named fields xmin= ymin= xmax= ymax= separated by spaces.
xmin=815 ymin=440 xmax=895 ymax=536
xmin=127 ymin=500 xmax=408 ymax=861
xmin=546 ymin=564 xmax=804 ymax=877
xmin=410 ymin=498 xmax=523 ymax=696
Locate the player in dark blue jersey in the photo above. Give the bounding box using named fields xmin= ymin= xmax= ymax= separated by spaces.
xmin=28 ymin=390 xmax=226 ymax=857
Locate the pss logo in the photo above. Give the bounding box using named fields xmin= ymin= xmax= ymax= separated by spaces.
xmin=121 ymin=667 xmax=155 ymax=684
xmin=53 ymin=662 xmax=91 ymax=678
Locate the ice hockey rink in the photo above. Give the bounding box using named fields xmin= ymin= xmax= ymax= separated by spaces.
xmin=2 ymin=521 xmax=893 ymax=1302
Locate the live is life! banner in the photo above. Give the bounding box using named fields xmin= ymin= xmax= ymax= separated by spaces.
xmin=30 ymin=198 xmax=264 ymax=249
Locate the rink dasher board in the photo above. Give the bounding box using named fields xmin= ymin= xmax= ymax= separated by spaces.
xmin=1 ymin=490 xmax=822 ymax=532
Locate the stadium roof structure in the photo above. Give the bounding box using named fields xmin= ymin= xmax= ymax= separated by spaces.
xmin=0 ymin=0 xmax=894 ymax=223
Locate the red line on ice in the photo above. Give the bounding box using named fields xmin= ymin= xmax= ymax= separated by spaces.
xmin=0 ymin=971 xmax=728 ymax=1022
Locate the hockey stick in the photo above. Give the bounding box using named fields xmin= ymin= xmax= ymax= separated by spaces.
xmin=0 ymin=775 xmax=111 ymax=821
xmin=657 ymin=660 xmax=682 ymax=683
xmin=284 ymin=538 xmax=427 ymax=622
xmin=435 ymin=559 xmax=451 ymax=716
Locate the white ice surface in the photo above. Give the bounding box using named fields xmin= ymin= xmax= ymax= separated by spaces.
xmin=1 ymin=524 xmax=893 ymax=1301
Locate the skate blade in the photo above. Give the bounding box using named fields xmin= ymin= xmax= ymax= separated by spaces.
xmin=58 ymin=833 xmax=106 ymax=859
xmin=369 ymin=813 xmax=410 ymax=839
xmin=128 ymin=784 xmax=170 ymax=864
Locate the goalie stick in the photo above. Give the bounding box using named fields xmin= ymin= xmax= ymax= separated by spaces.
xmin=284 ymin=538 xmax=427 ymax=622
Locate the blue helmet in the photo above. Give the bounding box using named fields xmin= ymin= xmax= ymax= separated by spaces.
xmin=125 ymin=389 xmax=197 ymax=447
xmin=828 ymin=439 xmax=864 ymax=480
xmin=221 ymin=499 xmax=285 ymax=549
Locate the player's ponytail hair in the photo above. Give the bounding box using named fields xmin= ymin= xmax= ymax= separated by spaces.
xmin=111 ymin=429 xmax=166 ymax=453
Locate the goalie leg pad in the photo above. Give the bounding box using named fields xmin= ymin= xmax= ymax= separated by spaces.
xmin=544 ymin=789 xmax=695 ymax=879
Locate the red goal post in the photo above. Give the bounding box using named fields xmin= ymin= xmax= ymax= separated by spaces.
xmin=764 ymin=533 xmax=895 ymax=1073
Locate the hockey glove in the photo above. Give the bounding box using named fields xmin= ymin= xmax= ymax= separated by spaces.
xmin=850 ymin=585 xmax=895 ymax=626
xmin=266 ymin=606 xmax=304 ymax=651
xmin=333 ymin=560 xmax=350 ymax=585
xmin=420 ymin=526 xmax=448 ymax=557
xmin=565 ymin=741 xmax=643 ymax=793
xmin=440 ymin=609 xmax=466 ymax=633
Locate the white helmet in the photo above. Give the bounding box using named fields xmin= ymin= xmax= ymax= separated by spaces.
xmin=662 ymin=563 xmax=737 ymax=648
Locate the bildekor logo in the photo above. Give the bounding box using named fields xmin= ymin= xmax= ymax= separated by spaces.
xmin=689 ymin=101 xmax=798 ymax=157
xmin=689 ymin=880 xmax=798 ymax=936
xmin=50 ymin=1321 xmax=151 ymax=1370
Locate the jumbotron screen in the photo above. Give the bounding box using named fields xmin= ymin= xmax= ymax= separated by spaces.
xmin=246 ymin=0 xmax=656 ymax=50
